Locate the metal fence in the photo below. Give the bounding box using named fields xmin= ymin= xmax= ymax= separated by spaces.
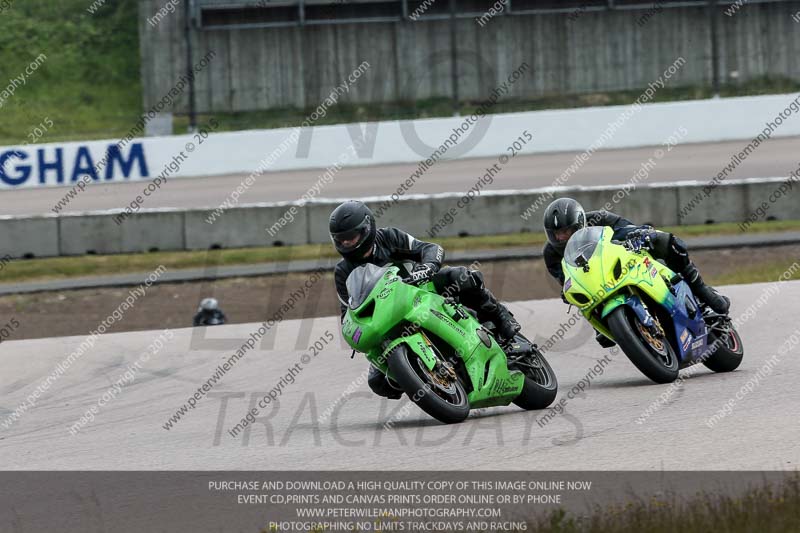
xmin=191 ymin=0 xmax=794 ymax=29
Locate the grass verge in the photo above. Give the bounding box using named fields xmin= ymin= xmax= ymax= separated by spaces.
xmin=713 ymin=258 xmax=800 ymax=286
xmin=1 ymin=220 xmax=799 ymax=284
xmin=534 ymin=476 xmax=800 ymax=533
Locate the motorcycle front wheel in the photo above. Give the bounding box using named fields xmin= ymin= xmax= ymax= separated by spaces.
xmin=607 ymin=306 xmax=679 ymax=384
xmin=387 ymin=344 xmax=470 ymax=424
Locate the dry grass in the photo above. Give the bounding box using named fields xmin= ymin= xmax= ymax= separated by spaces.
xmin=532 ymin=476 xmax=800 ymax=533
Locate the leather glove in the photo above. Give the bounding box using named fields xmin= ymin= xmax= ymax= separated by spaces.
xmin=626 ymin=226 xmax=656 ymax=251
xmin=409 ymin=263 xmax=438 ymax=283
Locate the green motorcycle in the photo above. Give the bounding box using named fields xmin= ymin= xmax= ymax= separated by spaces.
xmin=342 ymin=263 xmax=558 ymax=424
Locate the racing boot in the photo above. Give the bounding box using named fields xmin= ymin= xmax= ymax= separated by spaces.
xmin=478 ymin=292 xmax=521 ymax=342
xmin=595 ymin=331 xmax=616 ymax=348
xmin=367 ymin=365 xmax=403 ymax=400
xmin=682 ymin=263 xmax=730 ymax=314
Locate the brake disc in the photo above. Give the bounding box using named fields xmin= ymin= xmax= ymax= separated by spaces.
xmin=424 ymin=361 xmax=458 ymax=395
xmin=636 ymin=319 xmax=667 ymax=355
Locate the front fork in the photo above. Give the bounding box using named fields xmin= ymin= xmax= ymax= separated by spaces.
xmin=599 ymin=290 xmax=665 ymax=342
xmin=379 ymin=331 xmax=459 ymax=394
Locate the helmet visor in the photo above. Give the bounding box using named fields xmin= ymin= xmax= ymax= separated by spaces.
xmin=554 ymin=226 xmax=577 ymax=243
xmin=331 ymin=216 xmax=371 ymax=253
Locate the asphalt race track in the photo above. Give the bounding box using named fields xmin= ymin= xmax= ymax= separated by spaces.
xmin=1 ymin=281 xmax=798 ymax=470
xmin=3 ymin=136 xmax=800 ymax=216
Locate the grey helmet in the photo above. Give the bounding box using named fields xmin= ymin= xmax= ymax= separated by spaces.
xmin=198 ymin=297 xmax=219 ymax=312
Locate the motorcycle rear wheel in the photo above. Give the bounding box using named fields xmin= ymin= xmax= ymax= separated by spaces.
xmin=703 ymin=323 xmax=744 ymax=373
xmin=387 ymin=344 xmax=470 ymax=424
xmin=509 ymin=339 xmax=558 ymax=410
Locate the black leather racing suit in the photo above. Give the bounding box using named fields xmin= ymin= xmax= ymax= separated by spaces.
xmin=193 ymin=309 xmax=227 ymax=326
xmin=335 ymin=227 xmax=442 ymax=314
xmin=543 ymin=210 xmax=696 ymax=286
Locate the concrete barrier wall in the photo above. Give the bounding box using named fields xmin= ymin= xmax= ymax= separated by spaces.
xmin=0 ymin=216 xmax=59 ymax=258
xmin=2 ymin=92 xmax=800 ymax=190
xmin=140 ymin=1 xmax=800 ymax=112
xmin=1 ymin=177 xmax=798 ymax=258
xmin=58 ymin=211 xmax=187 ymax=256
xmin=185 ymin=204 xmax=310 ymax=250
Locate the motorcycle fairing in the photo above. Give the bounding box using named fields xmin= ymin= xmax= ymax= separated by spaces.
xmin=562 ymin=226 xmax=710 ymax=364
xmin=343 ymin=264 xmax=524 ymax=409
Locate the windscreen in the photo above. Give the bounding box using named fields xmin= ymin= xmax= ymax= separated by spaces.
xmin=564 ymin=226 xmax=605 ymax=267
xmin=345 ymin=264 xmax=391 ymax=310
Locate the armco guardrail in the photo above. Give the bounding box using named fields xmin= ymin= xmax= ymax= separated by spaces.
xmin=2 ymin=92 xmax=800 ymax=190
xmin=0 ymin=177 xmax=797 ymax=258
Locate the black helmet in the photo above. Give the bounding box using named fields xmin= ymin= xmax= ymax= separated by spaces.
xmin=543 ymin=197 xmax=586 ymax=252
xmin=329 ymin=200 xmax=377 ymax=262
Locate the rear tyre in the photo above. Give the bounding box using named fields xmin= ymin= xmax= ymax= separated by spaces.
xmin=608 ymin=306 xmax=679 ymax=384
xmin=510 ymin=345 xmax=558 ymax=410
xmin=703 ymin=325 xmax=744 ymax=373
xmin=387 ymin=344 xmax=470 ymax=424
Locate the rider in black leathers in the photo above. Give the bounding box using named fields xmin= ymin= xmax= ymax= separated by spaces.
xmin=542 ymin=197 xmax=730 ymax=316
xmin=193 ymin=298 xmax=227 ymax=326
xmin=330 ymin=200 xmax=520 ymax=399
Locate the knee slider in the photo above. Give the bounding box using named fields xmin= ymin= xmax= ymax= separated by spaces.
xmin=649 ymin=231 xmax=672 ymax=257
xmin=669 ymin=234 xmax=688 ymax=258
xmin=432 ymin=267 xmax=459 ymax=294
xmin=651 ymin=232 xmax=688 ymax=268
xmin=466 ymin=270 xmax=484 ymax=291
xmin=447 ymin=266 xmax=481 ymax=290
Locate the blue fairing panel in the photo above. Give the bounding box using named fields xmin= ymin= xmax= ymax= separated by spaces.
xmin=669 ymin=280 xmax=710 ymax=363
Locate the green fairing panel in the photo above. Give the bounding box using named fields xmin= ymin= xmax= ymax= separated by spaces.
xmin=381 ymin=333 xmax=436 ymax=371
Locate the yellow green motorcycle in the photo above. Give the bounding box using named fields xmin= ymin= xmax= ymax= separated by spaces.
xmin=562 ymin=226 xmax=743 ymax=383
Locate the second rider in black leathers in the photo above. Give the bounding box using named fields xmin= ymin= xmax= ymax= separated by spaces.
xmin=542 ymin=197 xmax=730 ymax=313
xmin=541 ymin=198 xmax=730 ymax=348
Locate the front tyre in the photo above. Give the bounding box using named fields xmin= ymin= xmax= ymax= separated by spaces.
xmin=387 ymin=344 xmax=470 ymax=424
xmin=607 ymin=306 xmax=679 ymax=384
xmin=703 ymin=323 xmax=744 ymax=373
